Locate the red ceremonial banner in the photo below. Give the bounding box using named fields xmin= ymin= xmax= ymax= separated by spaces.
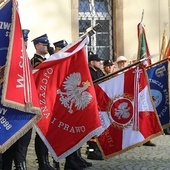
xmin=1 ymin=0 xmax=40 ymax=115
xmin=33 ymin=37 xmax=103 ymax=161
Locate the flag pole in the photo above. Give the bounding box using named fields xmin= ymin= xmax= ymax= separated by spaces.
xmin=59 ymin=23 xmax=101 ymax=53
xmin=141 ymin=9 xmax=144 ymax=23
xmin=159 ymin=22 xmax=168 ymax=61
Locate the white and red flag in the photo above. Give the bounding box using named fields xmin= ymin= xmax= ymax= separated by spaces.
xmin=33 ymin=37 xmax=102 ymax=161
xmin=94 ymin=65 xmax=162 ymax=159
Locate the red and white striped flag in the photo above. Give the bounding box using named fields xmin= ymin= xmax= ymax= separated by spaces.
xmin=94 ymin=65 xmax=162 ymax=158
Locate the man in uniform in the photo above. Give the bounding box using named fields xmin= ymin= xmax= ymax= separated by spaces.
xmin=52 ymin=40 xmax=92 ymax=170
xmin=2 ymin=29 xmax=32 ymax=170
xmin=53 ymin=40 xmax=68 ymax=53
xmin=31 ymin=34 xmax=54 ymax=170
xmin=31 ymin=34 xmax=49 ymax=68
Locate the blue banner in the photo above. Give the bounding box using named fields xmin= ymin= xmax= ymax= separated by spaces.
xmin=0 ymin=85 xmax=36 ymax=147
xmin=0 ymin=102 xmax=35 ymax=145
xmin=147 ymin=60 xmax=170 ymax=127
xmin=0 ymin=0 xmax=12 ymax=65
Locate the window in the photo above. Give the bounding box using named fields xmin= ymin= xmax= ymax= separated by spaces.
xmin=78 ymin=0 xmax=113 ymax=60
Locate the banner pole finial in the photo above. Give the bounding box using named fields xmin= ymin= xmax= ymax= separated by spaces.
xmin=141 ymin=9 xmax=144 ymax=23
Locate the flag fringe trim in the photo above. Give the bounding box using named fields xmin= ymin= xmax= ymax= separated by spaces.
xmin=34 ymin=125 xmax=103 ymax=161
xmin=99 ymin=131 xmax=163 ymax=160
xmin=0 ymin=0 xmax=10 ymax=9
xmin=0 ymin=114 xmax=40 ymax=153
xmin=144 ymin=70 xmax=164 ymax=130
xmin=146 ymin=58 xmax=170 ymax=129
xmin=162 ymin=123 xmax=170 ymax=129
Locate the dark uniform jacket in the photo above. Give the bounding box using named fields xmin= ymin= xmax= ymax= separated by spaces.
xmin=89 ymin=66 xmax=105 ymax=81
xmin=31 ymin=54 xmax=46 ymax=68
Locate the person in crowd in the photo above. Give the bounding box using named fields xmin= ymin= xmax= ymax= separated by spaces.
xmin=130 ymin=53 xmax=138 ymax=64
xmin=31 ymin=34 xmax=50 ymax=68
xmin=31 ymin=34 xmax=55 ymax=170
xmin=103 ymin=59 xmax=117 ymax=75
xmin=2 ymin=29 xmax=32 ymax=170
xmin=88 ymin=51 xmax=105 ymax=81
xmin=86 ymin=51 xmax=104 ymax=160
xmin=52 ymin=40 xmax=92 ymax=170
xmin=53 ymin=40 xmax=68 ymax=53
xmin=116 ymin=56 xmax=127 ymax=70
xmin=22 ymin=29 xmax=30 ymax=49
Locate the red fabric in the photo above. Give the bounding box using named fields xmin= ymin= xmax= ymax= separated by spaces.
xmin=139 ymin=111 xmax=160 ymax=138
xmin=2 ymin=1 xmax=40 ymax=112
xmin=33 ymin=40 xmax=102 ymax=160
xmin=165 ymin=39 xmax=170 ymax=58
xmin=98 ymin=126 xmax=123 ymax=155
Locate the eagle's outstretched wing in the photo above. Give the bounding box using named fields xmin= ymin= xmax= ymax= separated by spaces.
xmin=74 ymin=91 xmax=92 ymax=110
xmin=63 ymin=72 xmax=81 ymax=91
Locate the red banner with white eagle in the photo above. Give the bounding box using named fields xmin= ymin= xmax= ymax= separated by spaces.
xmin=94 ymin=65 xmax=163 ymax=159
xmin=33 ymin=37 xmax=102 ymax=161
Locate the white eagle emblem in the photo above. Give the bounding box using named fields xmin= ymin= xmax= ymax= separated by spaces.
xmin=57 ymin=72 xmax=92 ymax=114
xmin=114 ymin=102 xmax=130 ymax=119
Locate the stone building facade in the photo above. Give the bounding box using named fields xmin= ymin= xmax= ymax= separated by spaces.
xmin=18 ymin=0 xmax=170 ymax=63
